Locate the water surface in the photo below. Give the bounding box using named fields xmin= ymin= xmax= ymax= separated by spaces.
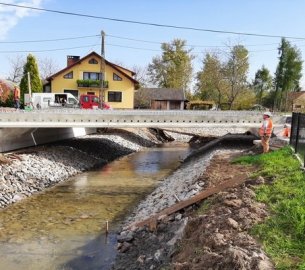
xmin=0 ymin=143 xmax=190 ymax=270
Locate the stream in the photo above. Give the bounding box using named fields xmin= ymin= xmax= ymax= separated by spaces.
xmin=0 ymin=143 xmax=191 ymax=270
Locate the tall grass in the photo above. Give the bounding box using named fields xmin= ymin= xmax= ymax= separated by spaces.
xmin=234 ymin=147 xmax=305 ymax=270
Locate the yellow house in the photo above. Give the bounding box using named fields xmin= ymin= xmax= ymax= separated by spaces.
xmin=45 ymin=51 xmax=138 ymax=109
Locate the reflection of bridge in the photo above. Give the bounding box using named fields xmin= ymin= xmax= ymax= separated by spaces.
xmin=0 ymin=110 xmax=286 ymax=153
xmin=0 ymin=109 xmax=284 ymax=128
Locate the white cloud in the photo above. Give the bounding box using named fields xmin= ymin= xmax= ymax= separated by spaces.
xmin=0 ymin=0 xmax=44 ymax=40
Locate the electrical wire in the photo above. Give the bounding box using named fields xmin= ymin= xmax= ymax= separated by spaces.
xmin=0 ymin=34 xmax=99 ymax=44
xmin=0 ymin=44 xmax=99 ymax=53
xmin=106 ymin=34 xmax=299 ymax=48
xmin=1 ymin=2 xmax=305 ymax=40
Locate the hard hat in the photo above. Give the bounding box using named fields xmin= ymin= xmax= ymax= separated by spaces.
xmin=263 ymin=111 xmax=272 ymax=117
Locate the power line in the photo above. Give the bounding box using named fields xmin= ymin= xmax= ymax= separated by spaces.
xmin=0 ymin=34 xmax=99 ymax=44
xmin=0 ymin=30 xmax=304 ymax=49
xmin=1 ymin=2 xmax=305 ymax=40
xmin=0 ymin=44 xmax=99 ymax=53
xmin=107 ymin=33 xmax=305 ymax=48
xmin=0 ymin=41 xmax=281 ymax=54
xmin=0 ymin=31 xmax=282 ymax=48
xmin=107 ymin=43 xmax=160 ymax=52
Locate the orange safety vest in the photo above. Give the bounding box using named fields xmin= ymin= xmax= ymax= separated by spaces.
xmin=282 ymin=127 xmax=291 ymax=138
xmin=259 ymin=118 xmax=273 ymax=136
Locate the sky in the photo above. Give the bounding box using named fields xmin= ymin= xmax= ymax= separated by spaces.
xmin=1 ymin=0 xmax=305 ymax=89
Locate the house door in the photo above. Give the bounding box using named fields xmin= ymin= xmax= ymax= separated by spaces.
xmin=169 ymin=101 xmax=181 ymax=110
xmin=151 ymin=100 xmax=167 ymax=110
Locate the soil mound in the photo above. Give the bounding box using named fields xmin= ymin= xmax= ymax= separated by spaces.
xmin=172 ymin=152 xmax=274 ymax=270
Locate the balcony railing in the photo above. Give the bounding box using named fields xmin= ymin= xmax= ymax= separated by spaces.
xmin=77 ymin=79 xmax=109 ymax=88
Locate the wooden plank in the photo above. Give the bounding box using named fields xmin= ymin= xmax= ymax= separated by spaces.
xmin=128 ymin=176 xmax=247 ymax=229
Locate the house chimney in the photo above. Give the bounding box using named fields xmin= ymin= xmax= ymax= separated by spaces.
xmin=67 ymin=55 xmax=80 ymax=67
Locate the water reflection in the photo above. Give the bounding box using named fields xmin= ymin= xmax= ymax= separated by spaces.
xmin=131 ymin=145 xmax=186 ymax=174
xmin=0 ymin=143 xmax=190 ymax=270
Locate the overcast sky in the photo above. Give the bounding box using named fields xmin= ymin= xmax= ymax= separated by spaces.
xmin=1 ymin=0 xmax=305 ymax=88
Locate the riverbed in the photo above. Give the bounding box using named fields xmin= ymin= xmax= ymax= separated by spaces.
xmin=0 ymin=143 xmax=191 ymax=270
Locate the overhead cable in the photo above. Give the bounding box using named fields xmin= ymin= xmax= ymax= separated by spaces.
xmin=1 ymin=2 xmax=305 ymax=40
xmin=0 ymin=34 xmax=99 ymax=44
xmin=0 ymin=44 xmax=99 ymax=53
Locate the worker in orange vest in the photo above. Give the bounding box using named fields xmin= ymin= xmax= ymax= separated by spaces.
xmin=13 ymin=86 xmax=20 ymax=109
xmin=282 ymin=124 xmax=291 ymax=138
xmin=259 ymin=111 xmax=273 ymax=153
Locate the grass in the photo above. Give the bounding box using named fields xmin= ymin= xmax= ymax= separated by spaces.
xmin=234 ymin=147 xmax=305 ymax=270
xmin=196 ymin=197 xmax=213 ymax=215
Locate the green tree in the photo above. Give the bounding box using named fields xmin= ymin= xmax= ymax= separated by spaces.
xmin=274 ymin=38 xmax=303 ymax=111
xmin=195 ymin=52 xmax=226 ymax=108
xmin=223 ymin=45 xmax=249 ymax=109
xmin=252 ymin=66 xmax=273 ymax=105
xmin=148 ymin=39 xmax=194 ymax=90
xmin=234 ymin=88 xmax=256 ymax=110
xmin=20 ymin=54 xmax=42 ymax=103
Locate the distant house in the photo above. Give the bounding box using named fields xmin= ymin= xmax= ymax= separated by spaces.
xmin=288 ymin=91 xmax=305 ymax=112
xmin=134 ymin=88 xmax=186 ymax=110
xmin=45 ymin=51 xmax=139 ymax=109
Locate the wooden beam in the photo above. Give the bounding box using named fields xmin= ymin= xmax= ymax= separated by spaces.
xmin=128 ymin=176 xmax=248 ymax=230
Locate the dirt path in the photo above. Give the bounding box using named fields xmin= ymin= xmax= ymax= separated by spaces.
xmin=113 ymin=149 xmax=274 ymax=270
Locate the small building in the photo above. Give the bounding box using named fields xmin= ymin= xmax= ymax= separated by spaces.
xmin=134 ymin=88 xmax=186 ymax=110
xmin=288 ymin=91 xmax=305 ymax=112
xmin=45 ymin=52 xmax=139 ymax=109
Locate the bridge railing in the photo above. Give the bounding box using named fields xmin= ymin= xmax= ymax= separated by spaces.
xmin=0 ymin=109 xmax=285 ymax=129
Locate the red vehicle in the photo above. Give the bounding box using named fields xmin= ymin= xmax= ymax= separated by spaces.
xmin=79 ymin=94 xmax=111 ymax=109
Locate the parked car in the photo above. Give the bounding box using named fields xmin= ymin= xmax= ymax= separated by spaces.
xmin=80 ymin=94 xmax=111 ymax=109
xmin=25 ymin=93 xmax=79 ymax=109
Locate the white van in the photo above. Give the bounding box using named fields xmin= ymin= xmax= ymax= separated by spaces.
xmin=25 ymin=93 xmax=79 ymax=109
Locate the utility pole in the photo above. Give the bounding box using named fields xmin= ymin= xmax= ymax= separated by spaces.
xmin=27 ymin=72 xmax=31 ymax=97
xmin=100 ymin=30 xmax=106 ymax=109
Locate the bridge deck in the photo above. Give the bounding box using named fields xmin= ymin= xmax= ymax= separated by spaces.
xmin=0 ymin=109 xmax=284 ymax=128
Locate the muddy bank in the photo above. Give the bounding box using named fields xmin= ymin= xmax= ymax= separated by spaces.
xmin=0 ymin=128 xmax=162 ymax=208
xmin=113 ymin=149 xmax=274 ymax=270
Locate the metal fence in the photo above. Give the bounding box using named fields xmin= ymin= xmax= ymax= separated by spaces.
xmin=290 ymin=112 xmax=305 ymax=162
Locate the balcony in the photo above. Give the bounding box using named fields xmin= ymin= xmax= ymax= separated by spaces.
xmin=77 ymin=79 xmax=109 ymax=88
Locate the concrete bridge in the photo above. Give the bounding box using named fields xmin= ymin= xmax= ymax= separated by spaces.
xmin=0 ymin=109 xmax=285 ymax=128
xmin=0 ymin=109 xmax=286 ymax=153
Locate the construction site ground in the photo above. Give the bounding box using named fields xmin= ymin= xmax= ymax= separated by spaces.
xmin=113 ymin=147 xmax=275 ymax=270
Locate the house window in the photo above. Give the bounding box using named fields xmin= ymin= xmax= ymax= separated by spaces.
xmin=83 ymin=72 xmax=102 ymax=80
xmin=295 ymin=105 xmax=302 ymax=108
xmin=113 ymin=73 xmax=122 ymax=81
xmin=63 ymin=71 xmax=73 ymax=79
xmin=89 ymin=58 xmax=98 ymax=64
xmin=108 ymin=91 xmax=122 ymax=102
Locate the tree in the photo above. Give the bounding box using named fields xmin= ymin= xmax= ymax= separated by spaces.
xmin=131 ymin=65 xmax=150 ymax=88
xmin=223 ymin=45 xmax=249 ymax=109
xmin=6 ymin=55 xmax=25 ymax=84
xmin=195 ymin=52 xmax=226 ymax=107
xmin=148 ymin=39 xmax=194 ymax=90
xmin=38 ymin=57 xmax=59 ymax=82
xmin=234 ymin=88 xmax=256 ymax=110
xmin=252 ymin=66 xmax=273 ymax=105
xmin=274 ymin=38 xmax=303 ymax=111
xmin=20 ymin=54 xmax=42 ymax=103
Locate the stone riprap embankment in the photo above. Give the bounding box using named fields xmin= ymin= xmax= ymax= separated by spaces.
xmin=0 ymin=128 xmax=160 ymax=208
xmin=124 ymin=149 xmax=244 ymax=227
